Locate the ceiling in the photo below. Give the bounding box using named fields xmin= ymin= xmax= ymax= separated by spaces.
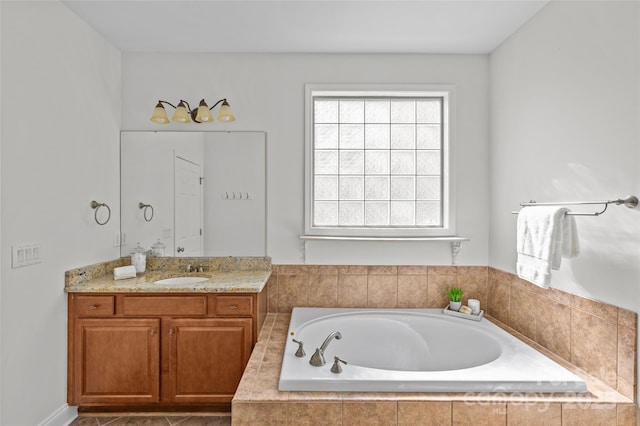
xmin=63 ymin=0 xmax=549 ymax=54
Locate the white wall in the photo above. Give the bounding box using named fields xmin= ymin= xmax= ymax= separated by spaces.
xmin=489 ymin=1 xmax=640 ymax=403
xmin=0 ymin=2 xmax=121 ymax=425
xmin=203 ymin=132 xmax=266 ymax=257
xmin=122 ymin=53 xmax=490 ymax=265
xmin=489 ymin=0 xmax=640 ymax=310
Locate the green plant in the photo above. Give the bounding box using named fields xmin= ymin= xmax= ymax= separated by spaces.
xmin=448 ymin=287 xmax=463 ymax=302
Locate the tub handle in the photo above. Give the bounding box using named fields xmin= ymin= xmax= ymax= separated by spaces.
xmin=331 ymin=356 xmax=347 ymax=374
xmin=292 ymin=339 xmax=306 ymax=357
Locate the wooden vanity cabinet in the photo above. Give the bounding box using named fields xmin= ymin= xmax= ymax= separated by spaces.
xmin=68 ymin=292 xmax=265 ymax=407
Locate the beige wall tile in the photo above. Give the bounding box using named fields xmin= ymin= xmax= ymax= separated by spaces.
xmin=616 ymin=377 xmax=636 ymax=402
xmin=287 ymin=402 xmax=342 ymax=425
xmin=368 ymin=265 xmax=397 ymax=275
xmin=308 ymin=274 xmax=338 ymax=308
xmin=343 ymin=401 xmax=397 ymax=426
xmin=457 ymin=266 xmax=488 ymax=276
xmin=278 ymin=275 xmax=308 ymax=313
xmin=509 ymin=286 xmax=536 ymax=339
xmin=339 ymin=265 xmax=369 ymax=275
xmin=506 ymin=402 xmax=561 ymax=425
xmin=571 ymin=309 xmax=618 ymax=388
xmin=277 ymin=265 xmax=309 ymax=275
xmin=398 ymin=275 xmax=428 ymax=308
xmin=489 ymin=267 xmax=512 ymax=284
xmin=427 ymin=274 xmax=456 ymax=308
xmin=488 ymin=279 xmax=510 ymax=325
xmin=398 ymin=265 xmax=428 ymax=275
xmin=457 ymin=272 xmax=488 ymax=309
xmin=367 ymin=275 xmax=398 ymax=308
xmin=231 ymin=402 xmax=287 ymax=425
xmin=338 ymin=274 xmax=368 ymax=308
xmin=398 ymin=401 xmax=451 ymax=425
xmin=307 ymin=265 xmax=339 ymax=275
xmin=267 ymin=275 xmax=278 ymax=313
xmin=616 ymin=404 xmax=637 ymax=426
xmin=561 ymin=403 xmax=617 ymax=426
xmin=535 ymin=299 xmax=571 ymax=361
xmin=545 ymin=288 xmax=572 ymax=307
xmin=572 ymin=295 xmax=618 ymax=323
xmin=618 ymin=308 xmax=637 ymax=329
xmin=428 ymin=266 xmax=457 ymax=276
xmin=617 ymin=325 xmax=637 ymax=384
xmin=453 ymin=401 xmax=506 ymax=425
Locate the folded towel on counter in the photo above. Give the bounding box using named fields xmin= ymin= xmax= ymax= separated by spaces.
xmin=114 ymin=265 xmax=137 ymax=280
xmin=516 ymin=206 xmax=580 ymax=288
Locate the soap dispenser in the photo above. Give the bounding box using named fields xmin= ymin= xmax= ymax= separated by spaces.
xmin=151 ymin=238 xmax=166 ymax=257
xmin=131 ymin=243 xmax=147 ymax=274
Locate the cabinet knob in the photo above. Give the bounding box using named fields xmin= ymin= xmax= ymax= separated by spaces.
xmin=228 ymin=304 xmax=239 ymax=310
xmin=169 ymin=328 xmax=175 ymax=336
xmin=89 ymin=304 xmax=98 ymax=310
xmin=150 ymin=328 xmax=158 ymax=336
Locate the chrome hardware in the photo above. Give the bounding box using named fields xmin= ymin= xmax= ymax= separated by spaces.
xmin=331 ymin=356 xmax=347 ymax=374
xmin=309 ymin=331 xmax=342 ymax=367
xmin=292 ymin=339 xmax=306 ymax=357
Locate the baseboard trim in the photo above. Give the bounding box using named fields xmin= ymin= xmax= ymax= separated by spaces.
xmin=39 ymin=404 xmax=78 ymax=426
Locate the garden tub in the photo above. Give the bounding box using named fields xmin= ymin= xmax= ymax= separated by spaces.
xmin=278 ymin=308 xmax=587 ymax=393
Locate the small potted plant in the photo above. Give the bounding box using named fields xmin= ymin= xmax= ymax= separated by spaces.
xmin=448 ymin=287 xmax=463 ymax=312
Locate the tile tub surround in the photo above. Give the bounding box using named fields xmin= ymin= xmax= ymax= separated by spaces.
xmin=232 ymin=313 xmax=635 ymax=425
xmin=266 ymin=265 xmax=637 ymax=401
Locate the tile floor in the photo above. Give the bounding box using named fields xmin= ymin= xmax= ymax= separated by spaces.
xmin=70 ymin=415 xmax=231 ymax=426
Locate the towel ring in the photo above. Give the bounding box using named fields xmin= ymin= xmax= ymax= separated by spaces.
xmin=90 ymin=200 xmax=111 ymax=225
xmin=138 ymin=202 xmax=154 ymax=222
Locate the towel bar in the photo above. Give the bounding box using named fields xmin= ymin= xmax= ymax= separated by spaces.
xmin=512 ymin=195 xmax=638 ymax=216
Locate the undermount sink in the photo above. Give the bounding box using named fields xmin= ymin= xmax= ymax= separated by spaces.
xmin=154 ymin=276 xmax=209 ymax=285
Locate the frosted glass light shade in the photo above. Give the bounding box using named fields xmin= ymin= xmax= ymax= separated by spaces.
xmin=217 ymin=101 xmax=235 ymax=122
xmin=195 ymin=99 xmax=214 ymax=123
xmin=150 ymin=103 xmax=169 ymax=124
xmin=172 ymin=101 xmax=191 ymax=123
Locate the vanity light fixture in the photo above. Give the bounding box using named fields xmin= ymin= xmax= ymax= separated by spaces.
xmin=150 ymin=98 xmax=235 ymax=124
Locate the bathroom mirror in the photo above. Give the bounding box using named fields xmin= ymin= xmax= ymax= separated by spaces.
xmin=120 ymin=131 xmax=266 ymax=257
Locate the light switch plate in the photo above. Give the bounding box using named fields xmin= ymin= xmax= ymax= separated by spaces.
xmin=12 ymin=242 xmax=42 ymax=268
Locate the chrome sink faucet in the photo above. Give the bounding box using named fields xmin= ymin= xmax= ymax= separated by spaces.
xmin=309 ymin=331 xmax=342 ymax=366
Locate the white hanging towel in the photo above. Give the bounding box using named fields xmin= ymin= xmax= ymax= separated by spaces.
xmin=516 ymin=206 xmax=580 ymax=288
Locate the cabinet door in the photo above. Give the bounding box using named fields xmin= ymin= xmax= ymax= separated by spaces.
xmin=74 ymin=318 xmax=160 ymax=404
xmin=169 ymin=318 xmax=252 ymax=403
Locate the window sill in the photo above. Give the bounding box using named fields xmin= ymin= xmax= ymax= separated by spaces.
xmin=299 ymin=235 xmax=469 ymax=242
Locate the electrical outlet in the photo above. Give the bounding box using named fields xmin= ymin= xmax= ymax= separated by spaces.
xmin=113 ymin=231 xmax=121 ymax=247
xmin=12 ymin=242 xmax=42 ymax=268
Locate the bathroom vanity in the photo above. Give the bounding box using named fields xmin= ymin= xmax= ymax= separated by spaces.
xmin=65 ymin=258 xmax=270 ymax=409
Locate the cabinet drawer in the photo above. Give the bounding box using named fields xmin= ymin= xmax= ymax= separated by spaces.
xmin=214 ymin=295 xmax=253 ymax=316
xmin=123 ymin=296 xmax=207 ymax=316
xmin=76 ymin=295 xmax=115 ymax=317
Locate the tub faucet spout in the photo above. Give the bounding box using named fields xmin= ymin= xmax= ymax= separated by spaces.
xmin=309 ymin=331 xmax=342 ymax=366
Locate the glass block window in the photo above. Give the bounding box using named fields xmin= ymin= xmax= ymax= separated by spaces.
xmin=305 ymin=86 xmax=454 ymax=237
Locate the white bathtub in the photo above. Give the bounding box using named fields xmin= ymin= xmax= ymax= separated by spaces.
xmin=278 ymin=308 xmax=588 ymax=393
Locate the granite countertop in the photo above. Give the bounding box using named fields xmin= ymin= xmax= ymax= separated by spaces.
xmin=64 ymin=257 xmax=272 ymax=293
